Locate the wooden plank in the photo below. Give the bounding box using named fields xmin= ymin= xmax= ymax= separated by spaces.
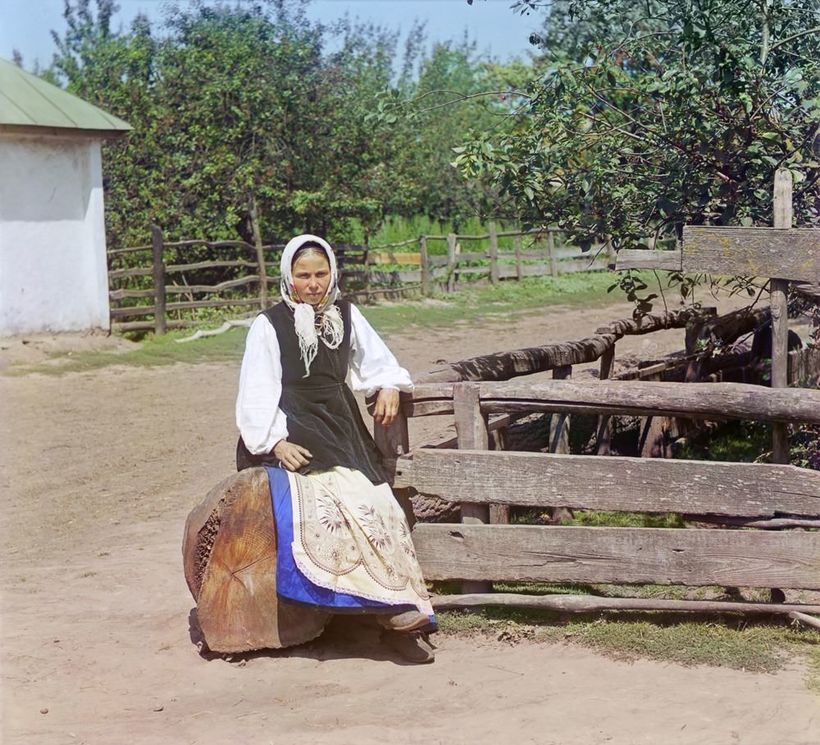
xmin=110 ymin=297 xmax=263 ymax=318
xmin=547 ymin=365 xmax=573 ymax=524
xmin=371 ymin=251 xmax=422 ymax=265
xmin=789 ymin=347 xmax=820 ymax=386
xmin=682 ymin=225 xmax=820 ymax=281
xmin=150 ymin=224 xmax=166 ymax=335
xmin=513 ymin=234 xmax=523 ymax=281
xmin=419 ymin=236 xmax=431 ymax=296
xmin=595 ymin=345 xmax=615 ymax=455
xmin=547 ymin=230 xmax=558 ymax=275
xmin=411 ymin=450 xmax=820 ymax=518
xmin=488 ymin=222 xmax=499 ymax=285
xmin=417 ymin=335 xmax=615 ymax=383
xmin=433 ymin=593 xmax=820 ymax=616
xmin=411 ymin=524 xmax=820 ymax=589
xmin=772 ymin=168 xmax=793 ymax=463
xmin=446 ymin=233 xmax=457 ymax=292
xmin=428 ymin=255 xmax=450 ymax=267
xmin=408 ymin=380 xmax=820 ymax=425
xmin=453 ymin=383 xmax=491 ymax=594
xmin=615 ymin=249 xmax=683 ymax=271
xmin=789 ymin=611 xmax=820 ymax=630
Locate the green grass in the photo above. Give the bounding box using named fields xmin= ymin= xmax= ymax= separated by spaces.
xmin=8 ymin=271 xmax=630 ymax=376
xmin=437 ymin=608 xmax=820 ymax=677
xmin=360 ymin=271 xmax=627 ymax=334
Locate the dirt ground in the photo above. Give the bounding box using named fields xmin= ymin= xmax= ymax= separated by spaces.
xmin=1 ymin=299 xmax=818 ymax=745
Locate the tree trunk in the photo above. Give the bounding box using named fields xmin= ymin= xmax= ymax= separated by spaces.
xmin=183 ymin=468 xmax=329 ymax=653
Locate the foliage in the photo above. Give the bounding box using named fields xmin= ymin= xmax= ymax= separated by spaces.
xmin=48 ymin=1 xmax=423 ymax=247
xmin=46 ymin=1 xmax=532 ymax=249
xmin=456 ymin=0 xmax=820 ymax=257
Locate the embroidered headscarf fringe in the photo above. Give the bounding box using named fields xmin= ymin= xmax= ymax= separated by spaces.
xmin=280 ymin=234 xmax=344 ymax=377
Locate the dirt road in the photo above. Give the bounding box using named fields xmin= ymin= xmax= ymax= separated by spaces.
xmin=2 ymin=301 xmax=817 ymax=744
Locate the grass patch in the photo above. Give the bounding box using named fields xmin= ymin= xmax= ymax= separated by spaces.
xmin=360 ymin=271 xmax=631 ymax=334
xmin=10 ymin=271 xmax=632 ymax=375
xmin=437 ymin=608 xmax=819 ymax=677
xmin=678 ymin=420 xmax=772 ymax=463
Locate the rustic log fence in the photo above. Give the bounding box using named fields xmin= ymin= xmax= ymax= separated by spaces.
xmin=107 ymin=224 xmax=609 ymax=333
xmin=374 ymin=376 xmax=820 ymax=617
xmin=369 ymin=223 xmax=612 ymax=293
xmin=372 ymin=169 xmax=820 ymax=618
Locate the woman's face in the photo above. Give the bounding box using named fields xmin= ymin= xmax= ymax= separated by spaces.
xmin=291 ymin=250 xmax=332 ymax=306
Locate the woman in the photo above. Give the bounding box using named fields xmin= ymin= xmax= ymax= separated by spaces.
xmin=235 ymin=234 xmax=435 ymax=663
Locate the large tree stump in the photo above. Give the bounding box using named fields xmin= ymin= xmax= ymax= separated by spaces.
xmin=182 ymin=467 xmax=329 ymax=653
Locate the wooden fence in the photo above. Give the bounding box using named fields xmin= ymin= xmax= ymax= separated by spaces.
xmin=107 ymin=223 xmax=609 ymax=333
xmin=373 ymin=360 xmax=820 ymax=617
xmin=371 ymin=169 xmax=820 ymax=617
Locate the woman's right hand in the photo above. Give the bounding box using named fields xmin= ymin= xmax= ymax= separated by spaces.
xmin=272 ymin=440 xmax=313 ymax=472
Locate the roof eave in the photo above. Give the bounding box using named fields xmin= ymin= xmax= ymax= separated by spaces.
xmin=0 ymin=123 xmax=131 ymax=140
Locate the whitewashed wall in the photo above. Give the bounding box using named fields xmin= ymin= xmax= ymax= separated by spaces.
xmin=0 ymin=134 xmax=110 ymax=335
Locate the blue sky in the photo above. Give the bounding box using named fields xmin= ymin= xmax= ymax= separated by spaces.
xmin=0 ymin=0 xmax=544 ymax=70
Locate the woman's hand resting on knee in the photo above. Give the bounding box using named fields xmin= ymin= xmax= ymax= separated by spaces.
xmin=273 ymin=439 xmax=313 ymax=471
xmin=373 ymin=388 xmax=400 ymax=427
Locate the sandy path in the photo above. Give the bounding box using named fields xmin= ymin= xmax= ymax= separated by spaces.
xmin=1 ymin=300 xmax=817 ymax=744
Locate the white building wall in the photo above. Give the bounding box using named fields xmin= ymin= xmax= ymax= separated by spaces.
xmin=0 ymin=134 xmax=111 ymax=335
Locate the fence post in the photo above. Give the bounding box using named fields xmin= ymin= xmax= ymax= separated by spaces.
xmin=453 ymin=382 xmax=491 ymax=594
xmin=772 ymin=168 xmax=792 ymax=464
xmin=419 ymin=235 xmax=431 ymax=296
xmin=547 ymin=229 xmax=559 ymax=276
xmin=248 ymin=193 xmax=268 ymax=309
xmin=150 ymin=224 xmax=166 ymax=336
xmin=595 ymin=346 xmax=615 ymax=455
xmin=363 ymin=230 xmax=372 ymax=303
xmin=513 ymin=232 xmax=523 ymax=281
xmin=446 ymin=233 xmax=457 ymax=293
xmin=548 ymin=365 xmax=573 ymax=523
xmin=488 ymin=221 xmax=499 ymax=284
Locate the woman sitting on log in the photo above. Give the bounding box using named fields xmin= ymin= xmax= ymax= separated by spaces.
xmin=235 ymin=234 xmax=435 ymax=663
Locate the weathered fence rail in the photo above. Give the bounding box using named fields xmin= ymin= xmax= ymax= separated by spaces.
xmin=107 ymin=223 xmax=609 ymax=332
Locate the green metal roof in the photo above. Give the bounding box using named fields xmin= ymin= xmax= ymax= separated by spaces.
xmin=0 ymin=57 xmax=131 ymax=135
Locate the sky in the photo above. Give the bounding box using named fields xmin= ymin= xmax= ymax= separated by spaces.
xmin=0 ymin=0 xmax=544 ymax=70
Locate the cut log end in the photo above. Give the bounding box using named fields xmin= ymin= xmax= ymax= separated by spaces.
xmin=182 ymin=467 xmax=329 ymax=653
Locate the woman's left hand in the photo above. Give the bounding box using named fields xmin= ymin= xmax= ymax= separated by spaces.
xmin=373 ymin=388 xmax=400 ymax=427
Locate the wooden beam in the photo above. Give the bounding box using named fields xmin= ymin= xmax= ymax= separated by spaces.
xmin=411 ymin=450 xmax=820 ymax=518
xmin=772 ymin=168 xmax=793 ymax=463
xmin=412 ymin=524 xmax=820 ymax=589
xmin=682 ymin=225 xmax=820 ymax=282
xmin=488 ymin=221 xmax=500 ymax=285
xmin=446 ymin=233 xmax=457 ymax=292
xmin=407 ymin=380 xmax=820 ymax=425
xmin=453 ymin=383 xmax=491 ymax=593
xmin=150 ymin=224 xmax=166 ymax=335
xmin=614 ymin=249 xmax=683 ymax=271
xmin=788 ymin=611 xmax=820 ymax=630
xmin=433 ymin=593 xmax=820 ymax=616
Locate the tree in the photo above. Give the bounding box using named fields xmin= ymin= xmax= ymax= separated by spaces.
xmin=456 ymin=0 xmax=820 ymax=255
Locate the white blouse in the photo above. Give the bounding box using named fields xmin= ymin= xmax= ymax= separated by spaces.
xmin=236 ymin=303 xmax=414 ymax=455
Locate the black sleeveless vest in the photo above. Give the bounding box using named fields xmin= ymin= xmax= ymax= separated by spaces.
xmin=236 ymin=299 xmax=388 ymax=485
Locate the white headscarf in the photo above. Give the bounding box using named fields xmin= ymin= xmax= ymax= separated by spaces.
xmin=279 ymin=234 xmax=344 ymax=377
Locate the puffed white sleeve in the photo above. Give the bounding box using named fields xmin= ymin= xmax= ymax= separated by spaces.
xmin=348 ymin=303 xmax=414 ymax=396
xmin=235 ymin=315 xmax=289 ymax=455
